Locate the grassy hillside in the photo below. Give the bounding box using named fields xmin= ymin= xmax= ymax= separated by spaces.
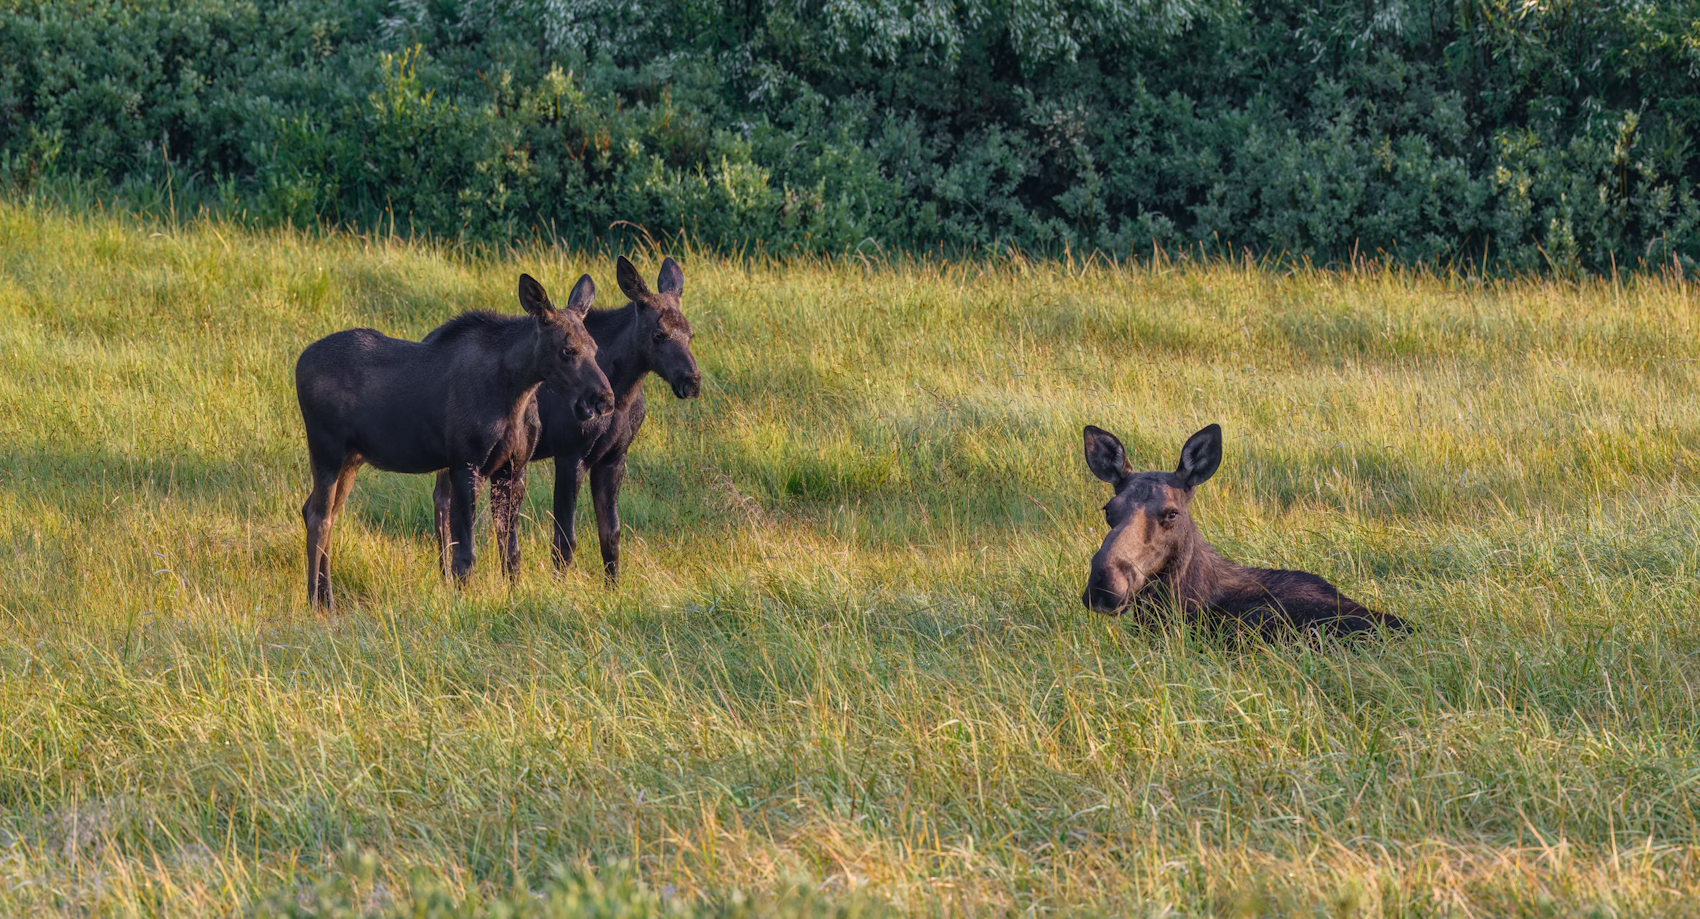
xmin=1 ymin=202 xmax=1698 ymax=916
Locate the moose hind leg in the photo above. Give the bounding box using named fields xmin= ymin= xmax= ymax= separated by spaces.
xmin=301 ymin=460 xmax=344 ymax=610
xmin=1371 ymin=609 xmax=1410 ymax=634
xmin=327 ymin=462 xmax=360 ymax=531
xmin=302 ymin=492 xmax=330 ymax=609
xmin=590 ymin=459 xmax=626 ymax=583
xmin=1321 ymin=604 xmax=1410 ymax=638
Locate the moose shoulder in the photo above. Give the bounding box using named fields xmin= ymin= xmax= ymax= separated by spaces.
xmin=1080 ymin=423 xmax=1408 ymax=639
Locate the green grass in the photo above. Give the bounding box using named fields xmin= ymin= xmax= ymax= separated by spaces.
xmin=2 ymin=200 xmax=1699 ymax=917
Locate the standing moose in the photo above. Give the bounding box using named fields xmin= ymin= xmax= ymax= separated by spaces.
xmin=434 ymin=255 xmax=702 ymax=582
xmin=1081 ymin=423 xmax=1408 ymax=638
xmin=294 ymin=273 xmax=613 ymax=610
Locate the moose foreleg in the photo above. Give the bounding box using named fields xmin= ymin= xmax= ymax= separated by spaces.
xmin=551 ymin=458 xmax=583 ymax=572
xmin=447 ymin=466 xmax=481 ymax=585
xmin=589 ymin=458 xmax=626 ymax=584
xmin=433 ymin=471 xmax=454 ymax=580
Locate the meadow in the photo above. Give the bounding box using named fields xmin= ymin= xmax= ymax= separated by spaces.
xmin=1 ymin=201 xmax=1698 ymax=916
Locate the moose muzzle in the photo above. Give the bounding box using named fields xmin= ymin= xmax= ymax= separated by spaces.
xmin=575 ymin=390 xmax=615 ymax=421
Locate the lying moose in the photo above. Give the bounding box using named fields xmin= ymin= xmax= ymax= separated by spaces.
xmin=1081 ymin=423 xmax=1408 ymax=638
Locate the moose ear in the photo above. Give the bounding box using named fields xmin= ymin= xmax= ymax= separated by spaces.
xmin=517 ymin=274 xmax=553 ymax=317
xmin=1084 ymin=425 xmax=1130 ymax=484
xmin=1175 ymin=423 xmax=1223 ymax=488
xmin=616 ymin=256 xmax=650 ymax=301
xmin=563 ymin=273 xmax=595 ymax=316
xmin=656 ymin=257 xmax=684 ymax=295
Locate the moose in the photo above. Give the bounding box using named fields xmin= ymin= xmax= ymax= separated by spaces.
xmin=294 ymin=273 xmax=613 ymax=609
xmin=1081 ymin=423 xmax=1408 ymax=638
xmin=432 ymin=255 xmax=702 ymax=582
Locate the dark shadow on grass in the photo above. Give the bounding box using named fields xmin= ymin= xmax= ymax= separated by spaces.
xmin=0 ymin=449 xmax=458 ymax=556
xmin=0 ymin=448 xmax=282 ymax=509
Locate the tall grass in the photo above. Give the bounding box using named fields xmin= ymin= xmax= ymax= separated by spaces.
xmin=1 ymin=201 xmax=1697 ymax=916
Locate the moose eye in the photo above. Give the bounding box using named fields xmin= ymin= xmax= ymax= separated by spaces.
xmin=560 ymin=347 xmax=575 ymax=359
xmin=653 ymin=329 xmax=670 ymax=342
xmin=1160 ymin=509 xmax=1180 ymax=525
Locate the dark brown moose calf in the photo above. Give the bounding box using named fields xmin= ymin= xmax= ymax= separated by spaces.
xmin=1081 ymin=423 xmax=1407 ymax=639
xmin=433 ymin=255 xmax=702 ymax=583
xmin=294 ymin=274 xmax=613 ymax=610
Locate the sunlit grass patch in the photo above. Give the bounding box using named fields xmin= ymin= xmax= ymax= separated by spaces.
xmin=1 ymin=202 xmax=1697 ymax=915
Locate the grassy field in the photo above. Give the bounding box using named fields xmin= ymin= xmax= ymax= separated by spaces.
xmin=1 ymin=201 xmax=1698 ymax=917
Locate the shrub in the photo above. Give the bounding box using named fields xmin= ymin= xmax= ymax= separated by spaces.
xmin=2 ymin=0 xmax=1696 ymax=270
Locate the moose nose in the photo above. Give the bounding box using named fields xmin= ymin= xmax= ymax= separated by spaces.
xmin=1082 ymin=571 xmax=1128 ymax=616
xmin=575 ymin=391 xmax=614 ymax=421
xmin=674 ymin=373 xmax=703 ymax=399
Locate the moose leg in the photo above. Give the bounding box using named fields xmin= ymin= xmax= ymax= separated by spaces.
xmin=551 ymin=458 xmax=583 ymax=571
xmin=327 ymin=462 xmax=359 ymax=528
xmin=301 ymin=457 xmax=356 ymax=610
xmin=1313 ymin=603 xmax=1410 ymax=639
xmin=1365 ymin=608 xmax=1410 ymax=634
xmin=490 ymin=464 xmax=527 ymax=580
xmin=320 ymin=462 xmax=361 ymax=608
xmin=301 ymin=464 xmax=337 ymax=610
xmin=447 ymin=466 xmax=481 ymax=585
xmin=433 ymin=471 xmax=454 ymax=580
xmin=589 ymin=457 xmax=626 ymax=583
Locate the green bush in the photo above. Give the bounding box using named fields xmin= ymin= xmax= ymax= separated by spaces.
xmin=2 ymin=0 xmax=1697 ymax=270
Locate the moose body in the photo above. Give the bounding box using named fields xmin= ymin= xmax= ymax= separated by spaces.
xmin=295 ymin=274 xmax=612 ymax=609
xmin=1081 ymin=423 xmax=1407 ymax=638
xmin=433 ymin=256 xmax=701 ymax=582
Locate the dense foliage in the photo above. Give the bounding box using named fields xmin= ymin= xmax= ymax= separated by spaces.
xmin=3 ymin=0 xmax=1698 ymax=269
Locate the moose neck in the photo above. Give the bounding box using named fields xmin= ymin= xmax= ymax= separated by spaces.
xmin=1156 ymin=524 xmax=1253 ymax=608
xmin=585 ymin=303 xmax=650 ymax=400
xmin=498 ymin=319 xmax=547 ymax=401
